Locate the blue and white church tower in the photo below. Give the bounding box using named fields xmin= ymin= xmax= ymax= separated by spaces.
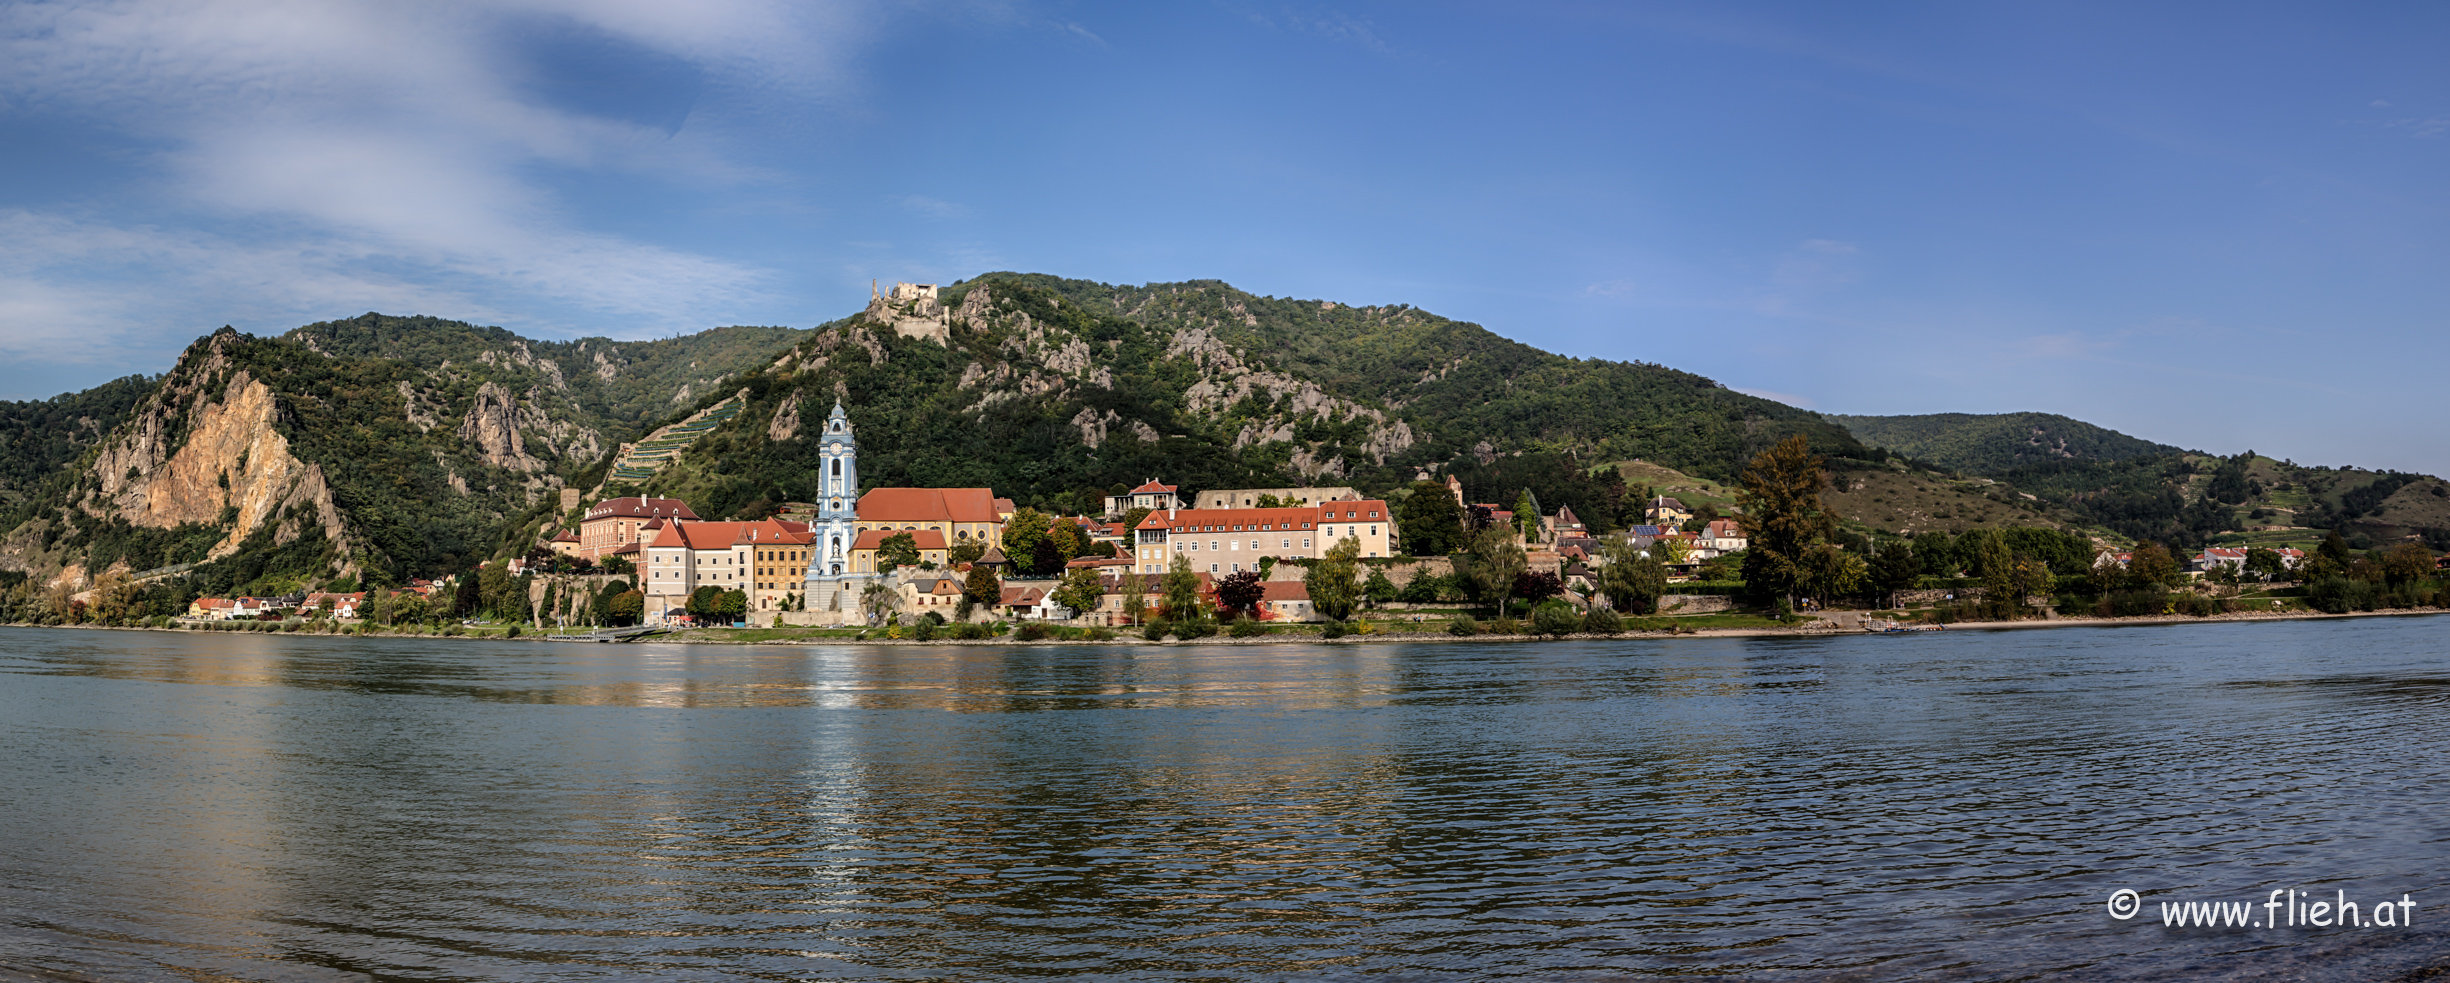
xmin=802 ymin=401 xmax=868 ymax=615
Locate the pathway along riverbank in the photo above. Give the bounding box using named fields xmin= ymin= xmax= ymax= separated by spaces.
xmin=15 ymin=604 xmax=2446 ymax=645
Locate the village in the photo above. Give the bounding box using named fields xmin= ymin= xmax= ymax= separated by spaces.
xmin=174 ymin=402 xmax=2372 ymax=637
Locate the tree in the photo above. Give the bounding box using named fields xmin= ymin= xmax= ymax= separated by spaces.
xmin=1799 ymin=545 xmax=1867 ymax=609
xmin=478 ymin=561 xmax=515 ymax=618
xmin=1052 ymin=567 xmax=1107 ymax=618
xmin=1161 ymin=555 xmax=1206 ymax=623
xmin=1361 ymin=567 xmax=1397 ymax=604
xmin=2242 ymin=547 xmax=2288 ymax=583
xmin=608 ymin=589 xmax=643 ymax=625
xmin=453 ymin=573 xmax=481 ymax=617
xmin=1598 ymin=538 xmax=1667 ymax=614
xmin=1394 ymin=481 xmax=1466 ymax=555
xmin=876 ymin=532 xmax=921 ymax=573
xmin=1653 ymin=533 xmax=1692 ymax=565
xmin=1399 ymin=565 xmax=1444 ymax=603
xmin=948 ymin=539 xmax=986 ymax=567
xmin=1460 ymin=526 xmax=1528 ymax=613
xmin=1305 ymin=536 xmax=1364 ymax=621
xmin=717 ymin=588 xmax=748 ymax=620
xmin=1531 ymin=601 xmax=1581 ymax=637
xmin=687 ymin=585 xmax=723 ymax=618
xmin=1512 ymin=570 xmax=1563 ymax=605
xmin=1119 ymin=570 xmax=1148 ymax=626
xmin=964 ymin=563 xmax=1001 ymax=606
xmin=1047 ymin=521 xmax=1090 ymax=569
xmin=1215 ymin=570 xmax=1265 ymax=619
xmin=1120 ymin=506 xmax=1154 ymax=536
xmin=1736 ymin=435 xmax=1835 ymax=606
xmin=1002 ymin=508 xmax=1054 ymax=574
xmin=2381 ymin=542 xmax=2434 ymax=586
xmin=1869 ymin=540 xmax=1920 ymax=608
xmin=1512 ymin=490 xmax=1539 ymax=541
xmin=2128 ymin=543 xmax=2180 ymax=587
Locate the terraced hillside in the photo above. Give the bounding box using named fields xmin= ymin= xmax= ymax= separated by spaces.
xmin=606 ymin=391 xmax=748 ymax=487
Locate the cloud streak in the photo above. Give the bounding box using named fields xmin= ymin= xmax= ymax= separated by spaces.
xmin=0 ymin=0 xmax=863 ymax=353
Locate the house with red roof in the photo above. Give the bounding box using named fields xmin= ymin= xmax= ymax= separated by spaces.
xmin=854 ymin=487 xmax=1006 ymax=548
xmin=579 ymin=496 xmax=700 ymax=557
xmin=1129 ymin=500 xmax=1397 ymax=576
xmin=849 ymin=528 xmax=948 ymax=573
xmin=1106 ymin=479 xmax=1182 ymax=518
xmin=641 ymin=518 xmax=816 ymax=622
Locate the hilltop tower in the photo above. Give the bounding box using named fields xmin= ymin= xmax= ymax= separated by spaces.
xmin=802 ymin=402 xmax=868 ymax=616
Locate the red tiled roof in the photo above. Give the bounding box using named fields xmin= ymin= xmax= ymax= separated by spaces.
xmin=549 ymin=530 xmax=580 ymax=542
xmin=645 ymin=519 xmax=811 ymax=550
xmin=1258 ymin=581 xmax=1309 ymax=602
xmin=1065 ymin=556 xmax=1132 ymax=569
xmin=857 ymin=487 xmax=1003 ymax=524
xmin=586 ymin=496 xmax=699 ymax=521
xmin=1130 ymin=480 xmax=1177 ymax=494
xmin=997 ymin=585 xmax=1045 ymax=606
xmin=853 ymin=529 xmax=948 ymax=550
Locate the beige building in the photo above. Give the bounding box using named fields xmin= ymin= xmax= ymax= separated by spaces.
xmin=855 ymin=488 xmax=1006 ymax=548
xmin=642 ymin=518 xmax=814 ymax=621
xmin=1191 ymin=486 xmax=1360 ymax=510
xmin=848 ymin=529 xmax=949 ymax=574
xmin=1106 ymin=479 xmax=1182 ymax=517
xmin=580 ymin=496 xmax=700 ymax=557
xmin=1130 ymin=500 xmax=1396 ymax=576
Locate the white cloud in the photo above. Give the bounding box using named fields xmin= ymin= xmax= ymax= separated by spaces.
xmin=0 ymin=0 xmax=864 ymax=350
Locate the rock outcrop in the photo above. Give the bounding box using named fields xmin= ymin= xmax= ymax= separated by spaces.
xmin=458 ymin=382 xmax=546 ymax=472
xmin=86 ymin=358 xmax=345 ymax=561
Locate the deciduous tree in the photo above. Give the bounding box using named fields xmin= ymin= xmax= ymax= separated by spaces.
xmin=1394 ymin=481 xmax=1466 ymax=555
xmin=1215 ymin=570 xmax=1265 ymax=619
xmin=1305 ymin=536 xmax=1363 ymax=620
xmin=1736 ymin=435 xmax=1835 ymax=605
xmin=1598 ymin=538 xmax=1667 ymax=615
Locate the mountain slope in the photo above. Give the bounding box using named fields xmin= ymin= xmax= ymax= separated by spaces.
xmin=629 ymin=274 xmax=1878 ymax=525
xmin=0 ymin=316 xmax=803 ymax=594
xmin=1830 ymin=411 xmax=2181 ymax=475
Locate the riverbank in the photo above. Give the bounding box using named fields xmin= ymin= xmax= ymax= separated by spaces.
xmin=11 ymin=604 xmax=2442 ymax=646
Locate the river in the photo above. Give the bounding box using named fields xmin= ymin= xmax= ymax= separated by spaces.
xmin=2 ymin=618 xmax=2445 ymax=981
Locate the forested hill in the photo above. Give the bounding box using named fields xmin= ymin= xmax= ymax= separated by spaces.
xmin=1019 ymin=275 xmax=1866 ymax=478
xmin=1829 ymin=411 xmax=2182 ymax=475
xmin=627 ymin=273 xmax=1881 ymax=526
xmin=0 ymin=316 xmax=801 ymax=595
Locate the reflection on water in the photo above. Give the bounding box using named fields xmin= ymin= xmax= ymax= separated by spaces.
xmin=3 ymin=619 xmax=2448 ymax=981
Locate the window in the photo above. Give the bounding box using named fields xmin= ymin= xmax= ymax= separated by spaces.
xmin=1303 ymin=538 xmax=1312 ymax=548
xmin=1249 ymin=540 xmax=1259 ymax=550
xmin=1281 ymin=539 xmax=1290 ymax=549
xmin=1210 ymin=541 xmax=1219 ymax=552
xmin=1369 ymin=525 xmax=1377 ymax=536
xmin=1209 ymin=564 xmax=1218 ymax=573
xmin=1369 ymin=510 xmax=1379 ymax=518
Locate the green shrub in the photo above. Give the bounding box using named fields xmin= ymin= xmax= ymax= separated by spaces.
xmin=922 ymin=611 xmax=947 ymax=626
xmin=1143 ymin=619 xmax=1172 ymax=641
xmin=1531 ymin=601 xmax=1580 ymax=637
xmin=1228 ymin=617 xmax=1266 ymax=638
xmin=504 ymin=624 xmax=521 ymax=639
xmin=1446 ymin=615 xmax=1480 ymax=636
xmin=949 ymin=622 xmax=991 ymax=640
xmin=1013 ymin=622 xmax=1051 ymax=641
xmin=1177 ymin=619 xmax=1218 ymax=639
xmin=1086 ymin=627 xmax=1117 ymax=641
xmin=1320 ymin=620 xmax=1349 ymax=639
xmin=1489 ymin=615 xmax=1521 ymax=635
xmin=1580 ymin=606 xmax=1622 ymax=634
xmin=911 ymin=620 xmax=939 ymax=641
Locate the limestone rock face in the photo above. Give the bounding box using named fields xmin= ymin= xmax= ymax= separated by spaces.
xmin=769 ymin=391 xmax=802 ymax=442
xmin=458 ymin=382 xmax=545 ymax=472
xmin=86 ymin=364 xmax=345 ymax=561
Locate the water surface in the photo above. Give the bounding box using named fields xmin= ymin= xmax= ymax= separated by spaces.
xmin=2 ymin=619 xmax=2446 ymax=980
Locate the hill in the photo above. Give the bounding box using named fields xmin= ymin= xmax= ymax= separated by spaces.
xmin=0 ymin=316 xmax=803 ymax=596
xmin=1829 ymin=412 xmax=2181 ymax=475
xmin=626 ymin=273 xmax=1881 ymax=527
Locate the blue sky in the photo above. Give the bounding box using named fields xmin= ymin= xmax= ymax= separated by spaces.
xmin=3 ymin=2 xmax=2446 ymax=474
